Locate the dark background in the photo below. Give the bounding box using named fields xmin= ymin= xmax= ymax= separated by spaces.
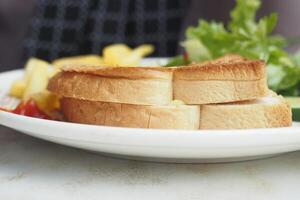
xmin=0 ymin=0 xmax=300 ymax=72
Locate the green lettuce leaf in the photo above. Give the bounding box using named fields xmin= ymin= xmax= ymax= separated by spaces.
xmin=167 ymin=0 xmax=300 ymax=95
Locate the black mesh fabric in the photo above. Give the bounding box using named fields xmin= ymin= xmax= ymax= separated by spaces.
xmin=23 ymin=0 xmax=190 ymax=61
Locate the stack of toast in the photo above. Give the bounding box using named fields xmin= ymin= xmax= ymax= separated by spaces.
xmin=48 ymin=55 xmax=292 ymax=130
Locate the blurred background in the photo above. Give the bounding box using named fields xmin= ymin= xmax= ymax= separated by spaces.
xmin=1 ymin=0 xmax=300 ymax=72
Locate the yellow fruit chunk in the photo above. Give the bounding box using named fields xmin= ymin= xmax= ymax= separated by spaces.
xmin=52 ymin=55 xmax=103 ymax=68
xmin=103 ymin=44 xmax=132 ymax=66
xmin=120 ymin=45 xmax=154 ymax=66
xmin=32 ymin=91 xmax=60 ymax=112
xmin=9 ymin=79 xmax=26 ymax=98
xmin=24 ymin=58 xmax=50 ymax=83
xmin=9 ymin=57 xmax=50 ymax=100
xmin=23 ymin=62 xmax=49 ymax=101
xmin=103 ymin=44 xmax=154 ymax=66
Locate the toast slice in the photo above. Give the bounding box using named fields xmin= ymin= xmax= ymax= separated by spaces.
xmin=48 ymin=66 xmax=173 ymax=106
xmin=200 ymin=94 xmax=292 ymax=129
xmin=61 ymin=98 xmax=200 ymax=130
xmin=48 ymin=55 xmax=268 ymax=106
xmin=62 ymin=93 xmax=291 ymax=130
xmin=173 ymin=55 xmax=269 ymax=104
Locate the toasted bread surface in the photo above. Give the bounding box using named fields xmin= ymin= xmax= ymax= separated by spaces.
xmin=174 ymin=60 xmax=266 ymax=80
xmin=62 ymin=65 xmax=173 ymax=79
xmin=48 ymin=71 xmax=173 ymax=105
xmin=62 ymin=98 xmax=200 ymax=130
xmin=200 ymin=95 xmax=292 ymax=129
xmin=174 ymin=78 xmax=268 ymax=104
xmin=173 ymin=55 xmax=268 ymax=104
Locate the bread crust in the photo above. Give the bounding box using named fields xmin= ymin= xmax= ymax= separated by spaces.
xmin=61 ymin=98 xmax=200 ymax=130
xmin=174 ymin=60 xmax=266 ymax=80
xmin=48 ymin=71 xmax=173 ymax=105
xmin=200 ymin=95 xmax=292 ymax=129
xmin=62 ymin=65 xmax=173 ymax=79
xmin=174 ymin=78 xmax=268 ymax=104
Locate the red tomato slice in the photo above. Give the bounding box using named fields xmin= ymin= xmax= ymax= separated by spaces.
xmin=1 ymin=99 xmax=51 ymax=120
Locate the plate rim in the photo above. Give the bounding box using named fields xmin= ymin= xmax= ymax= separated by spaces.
xmin=1 ymin=110 xmax=300 ymax=146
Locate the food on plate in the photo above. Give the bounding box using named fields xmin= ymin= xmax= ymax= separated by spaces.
xmin=103 ymin=44 xmax=154 ymax=66
xmin=1 ymin=0 xmax=294 ymax=131
xmin=9 ymin=58 xmax=59 ymax=116
xmin=52 ymin=44 xmax=154 ymax=68
xmin=3 ymin=37 xmax=293 ymax=129
xmin=5 ymin=99 xmax=51 ymax=119
xmin=8 ymin=43 xmax=154 ymax=115
xmin=10 ymin=58 xmax=49 ymax=100
xmin=47 ymin=54 xmax=292 ymax=129
xmin=22 ymin=60 xmax=49 ymax=101
xmin=65 ymin=91 xmax=291 ymax=130
xmin=173 ymin=54 xmax=268 ymax=104
xmin=48 ymin=66 xmax=173 ymax=106
xmin=200 ymin=93 xmax=292 ymax=129
xmin=9 ymin=79 xmax=26 ymax=99
xmin=166 ymin=0 xmax=300 ymax=96
xmin=61 ymin=98 xmax=200 ymax=130
xmin=52 ymin=55 xmax=104 ymax=68
xmin=31 ymin=91 xmax=60 ymax=112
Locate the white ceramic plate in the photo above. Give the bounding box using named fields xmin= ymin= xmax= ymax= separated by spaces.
xmin=0 ymin=59 xmax=300 ymax=163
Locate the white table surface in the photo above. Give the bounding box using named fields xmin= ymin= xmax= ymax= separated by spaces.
xmin=1 ymin=125 xmax=300 ymax=200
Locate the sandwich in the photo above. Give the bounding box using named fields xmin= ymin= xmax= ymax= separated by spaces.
xmin=47 ymin=55 xmax=292 ymax=130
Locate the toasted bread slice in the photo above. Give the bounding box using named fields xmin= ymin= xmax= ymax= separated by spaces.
xmin=200 ymin=94 xmax=292 ymax=129
xmin=61 ymin=98 xmax=200 ymax=130
xmin=173 ymin=55 xmax=268 ymax=104
xmin=48 ymin=66 xmax=173 ymax=106
xmin=48 ymin=55 xmax=268 ymax=106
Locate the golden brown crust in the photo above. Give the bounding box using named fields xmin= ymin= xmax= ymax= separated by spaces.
xmin=61 ymin=98 xmax=200 ymax=130
xmin=174 ymin=60 xmax=266 ymax=80
xmin=62 ymin=65 xmax=173 ymax=79
xmin=200 ymin=95 xmax=292 ymax=129
xmin=173 ymin=78 xmax=268 ymax=104
xmin=48 ymin=71 xmax=173 ymax=105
